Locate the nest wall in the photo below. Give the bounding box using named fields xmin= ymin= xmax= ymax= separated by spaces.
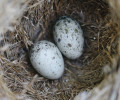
xmin=0 ymin=0 xmax=119 ymax=100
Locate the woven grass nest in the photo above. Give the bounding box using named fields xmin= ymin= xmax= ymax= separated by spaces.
xmin=0 ymin=0 xmax=120 ymax=100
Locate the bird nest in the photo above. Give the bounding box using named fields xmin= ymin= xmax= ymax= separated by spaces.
xmin=0 ymin=0 xmax=119 ymax=100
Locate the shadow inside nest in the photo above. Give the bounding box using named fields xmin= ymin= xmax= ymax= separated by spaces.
xmin=1 ymin=0 xmax=119 ymax=99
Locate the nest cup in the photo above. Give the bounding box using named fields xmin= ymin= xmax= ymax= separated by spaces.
xmin=1 ymin=0 xmax=119 ymax=99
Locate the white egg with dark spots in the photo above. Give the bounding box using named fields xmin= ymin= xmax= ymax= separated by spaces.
xmin=30 ymin=40 xmax=64 ymax=79
xmin=53 ymin=16 xmax=84 ymax=59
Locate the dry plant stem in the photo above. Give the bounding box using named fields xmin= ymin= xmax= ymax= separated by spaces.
xmin=74 ymin=56 xmax=120 ymax=100
xmin=0 ymin=75 xmax=16 ymax=100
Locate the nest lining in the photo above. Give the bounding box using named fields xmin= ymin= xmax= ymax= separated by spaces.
xmin=0 ymin=0 xmax=119 ymax=100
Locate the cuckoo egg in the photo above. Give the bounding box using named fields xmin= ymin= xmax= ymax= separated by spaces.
xmin=53 ymin=16 xmax=84 ymax=59
xmin=30 ymin=40 xmax=64 ymax=79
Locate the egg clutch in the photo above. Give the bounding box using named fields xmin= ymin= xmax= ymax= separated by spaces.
xmin=30 ymin=16 xmax=84 ymax=79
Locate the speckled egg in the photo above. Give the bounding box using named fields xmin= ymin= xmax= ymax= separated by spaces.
xmin=53 ymin=16 xmax=84 ymax=59
xmin=30 ymin=40 xmax=64 ymax=79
